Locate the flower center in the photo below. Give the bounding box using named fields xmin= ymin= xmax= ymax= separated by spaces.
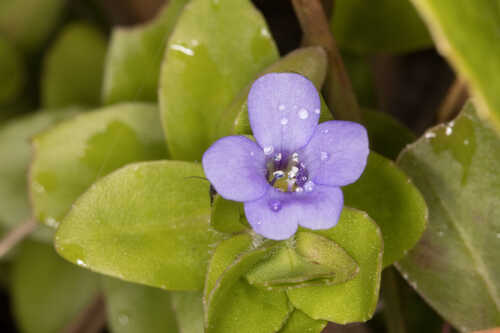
xmin=267 ymin=152 xmax=314 ymax=193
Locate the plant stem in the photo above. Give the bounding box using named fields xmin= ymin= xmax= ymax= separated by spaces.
xmin=381 ymin=267 xmax=407 ymax=333
xmin=437 ymin=78 xmax=468 ymax=123
xmin=62 ymin=294 xmax=107 ymax=333
xmin=291 ymin=0 xmax=362 ymax=122
xmin=0 ymin=220 xmax=37 ymax=258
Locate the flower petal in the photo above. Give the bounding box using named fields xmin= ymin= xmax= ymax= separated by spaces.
xmin=248 ymin=73 xmax=321 ymax=155
xmin=202 ymin=136 xmax=269 ymax=202
xmin=244 ymin=185 xmax=343 ymax=240
xmin=300 ymin=121 xmax=369 ymax=187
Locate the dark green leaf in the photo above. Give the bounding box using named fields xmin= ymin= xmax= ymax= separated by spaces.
xmin=160 ymin=0 xmax=279 ymax=160
xmin=396 ymin=103 xmax=500 ymax=331
xmin=30 ymin=103 xmax=166 ymax=227
xmin=55 ymin=161 xmax=224 ymax=290
xmin=0 ymin=36 xmax=25 ymax=105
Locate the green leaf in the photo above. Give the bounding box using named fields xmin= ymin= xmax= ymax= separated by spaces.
xmin=41 ymin=22 xmax=107 ymax=108
xmin=30 ymin=103 xmax=166 ymax=227
xmin=10 ymin=241 xmax=99 ymax=333
xmin=0 ymin=111 xmax=76 ymax=241
xmin=205 ymin=235 xmax=292 ymax=333
xmin=55 ymin=161 xmax=224 ymax=290
xmin=344 ymin=152 xmax=427 ymax=267
xmin=170 ymin=292 xmax=205 ymax=333
xmin=246 ymin=232 xmax=359 ymax=289
xmin=363 ymin=109 xmax=416 ymax=160
xmin=103 ymin=277 xmax=179 ymax=333
xmin=102 ymin=0 xmax=189 ymax=104
xmin=396 ymin=103 xmax=500 ymax=332
xmin=216 ymin=46 xmax=328 ymax=138
xmin=210 ymin=195 xmax=248 ymax=233
xmin=0 ymin=36 xmax=25 ymax=105
xmin=0 ymin=0 xmax=65 ymax=53
xmin=160 ymin=0 xmax=279 ymax=161
xmin=287 ymin=207 xmax=383 ymax=324
xmin=410 ymin=1 xmax=500 ymax=132
xmin=342 ymin=52 xmax=377 ymax=108
xmin=331 ymin=0 xmax=432 ymax=54
xmin=278 ymin=310 xmax=326 ymax=333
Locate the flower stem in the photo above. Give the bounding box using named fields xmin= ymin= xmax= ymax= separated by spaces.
xmin=436 ymin=78 xmax=468 ymax=123
xmin=62 ymin=294 xmax=107 ymax=333
xmin=0 ymin=220 xmax=37 ymax=258
xmin=291 ymin=0 xmax=362 ymax=122
xmin=381 ymin=267 xmax=407 ymax=333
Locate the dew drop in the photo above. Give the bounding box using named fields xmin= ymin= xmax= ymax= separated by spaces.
xmin=280 ymin=118 xmax=288 ymax=125
xmin=260 ymin=27 xmax=271 ymax=38
xmin=118 ymin=314 xmax=129 ymax=326
xmin=170 ymin=44 xmax=195 ymax=56
xmin=269 ymin=200 xmax=282 ymax=212
xmin=437 ymin=231 xmax=444 ymax=237
xmin=76 ymin=259 xmax=87 ymax=267
xmin=274 ymin=153 xmax=282 ymax=161
xmin=295 ymin=187 xmax=304 ymax=193
xmin=250 ymin=151 xmax=255 ymax=157
xmin=445 ymin=126 xmax=452 ymax=136
xmin=304 ymin=181 xmax=315 ymax=192
xmin=278 ymin=104 xmax=286 ymax=111
xmin=298 ymin=108 xmax=309 ymax=119
xmin=464 ymin=139 xmax=469 ymax=145
xmin=273 ymin=170 xmax=285 ymax=179
xmin=320 ymin=151 xmax=329 ymax=161
xmin=496 ymin=233 xmax=500 ymax=239
xmin=314 ymin=108 xmax=320 ymax=114
xmin=322 ymin=129 xmax=329 ymax=134
xmin=263 ymin=146 xmax=274 ymax=155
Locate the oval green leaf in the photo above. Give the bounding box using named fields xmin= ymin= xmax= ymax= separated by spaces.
xmin=331 ymin=0 xmax=432 ymax=54
xmin=409 ymin=0 xmax=500 ymax=131
xmin=210 ymin=195 xmax=248 ymax=234
xmin=344 ymin=152 xmax=427 ymax=267
xmin=278 ymin=310 xmax=326 ymax=333
xmin=287 ymin=207 xmax=383 ymax=324
xmin=102 ymin=0 xmax=189 ymax=104
xmin=55 ymin=161 xmax=224 ymax=290
xmin=30 ymin=103 xmax=167 ymax=227
xmin=11 ymin=241 xmax=99 ymax=333
xmin=41 ymin=22 xmax=107 ymax=108
xmin=170 ymin=292 xmax=205 ymax=333
xmin=160 ymin=0 xmax=279 ymax=161
xmin=396 ymin=103 xmax=500 ymax=331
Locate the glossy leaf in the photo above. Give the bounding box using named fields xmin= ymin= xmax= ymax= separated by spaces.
xmin=246 ymin=232 xmax=359 ymax=289
xmin=55 ymin=161 xmax=224 ymax=290
xmin=205 ymin=235 xmax=292 ymax=333
xmin=103 ymin=277 xmax=179 ymax=333
xmin=102 ymin=0 xmax=189 ymax=104
xmin=344 ymin=152 xmax=427 ymax=267
xmin=278 ymin=310 xmax=326 ymax=333
xmin=160 ymin=0 xmax=279 ymax=160
xmin=41 ymin=22 xmax=107 ymax=108
xmin=0 ymin=111 xmax=76 ymax=241
xmin=216 ymin=46 xmax=328 ymax=138
xmin=363 ymin=110 xmax=416 ymax=160
xmin=11 ymin=241 xmax=99 ymax=333
xmin=331 ymin=0 xmax=432 ymax=54
xmin=170 ymin=292 xmax=205 ymax=333
xmin=210 ymin=195 xmax=248 ymax=233
xmin=30 ymin=103 xmax=166 ymax=227
xmin=0 ymin=0 xmax=65 ymax=53
xmin=0 ymin=36 xmax=25 ymax=105
xmin=396 ymin=103 xmax=500 ymax=332
xmin=287 ymin=208 xmax=383 ymax=324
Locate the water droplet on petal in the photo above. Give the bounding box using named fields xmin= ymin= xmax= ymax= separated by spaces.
xmin=269 ymin=200 xmax=282 ymax=212
xmin=322 ymin=129 xmax=329 ymax=134
xmin=274 ymin=153 xmax=282 ymax=161
xmin=280 ymin=118 xmax=288 ymax=125
xmin=295 ymin=187 xmax=304 ymax=193
xmin=278 ymin=104 xmax=286 ymax=111
xmin=263 ymin=146 xmax=274 ymax=155
xmin=314 ymin=108 xmax=321 ymax=114
xmin=298 ymin=108 xmax=309 ymax=119
xmin=320 ymin=151 xmax=329 ymax=161
xmin=304 ymin=181 xmax=315 ymax=192
xmin=250 ymin=151 xmax=255 ymax=156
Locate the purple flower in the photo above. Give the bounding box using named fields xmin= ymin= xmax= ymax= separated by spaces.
xmin=203 ymin=73 xmax=369 ymax=240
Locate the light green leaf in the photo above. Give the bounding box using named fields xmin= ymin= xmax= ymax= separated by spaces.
xmin=55 ymin=161 xmax=224 ymax=290
xmin=205 ymin=235 xmax=292 ymax=333
xmin=11 ymin=241 xmax=99 ymax=333
xmin=160 ymin=0 xmax=279 ymax=160
xmin=363 ymin=110 xmax=416 ymax=160
xmin=102 ymin=0 xmax=189 ymax=104
xmin=0 ymin=36 xmax=25 ymax=105
xmin=41 ymin=22 xmax=107 ymax=108
xmin=409 ymin=0 xmax=500 ymax=131
xmin=344 ymin=152 xmax=427 ymax=267
xmin=170 ymin=292 xmax=204 ymax=333
xmin=30 ymin=103 xmax=166 ymax=227
xmin=278 ymin=310 xmax=326 ymax=333
xmin=0 ymin=111 xmax=76 ymax=241
xmin=246 ymin=232 xmax=359 ymax=289
xmin=396 ymin=103 xmax=500 ymax=332
xmin=216 ymin=46 xmax=328 ymax=138
xmin=287 ymin=208 xmax=383 ymax=324
xmin=0 ymin=0 xmax=65 ymax=53
xmin=103 ymin=277 xmax=179 ymax=333
xmin=210 ymin=195 xmax=248 ymax=234
xmin=331 ymin=0 xmax=432 ymax=54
